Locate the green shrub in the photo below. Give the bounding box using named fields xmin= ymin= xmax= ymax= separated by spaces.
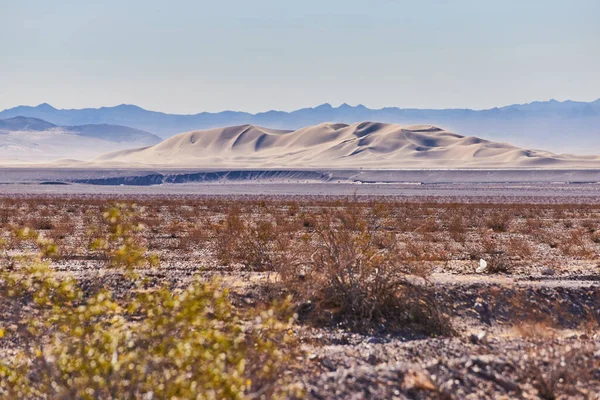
xmin=0 ymin=269 xmax=299 ymax=399
xmin=89 ymin=203 xmax=158 ymax=269
xmin=0 ymin=206 xmax=303 ymax=399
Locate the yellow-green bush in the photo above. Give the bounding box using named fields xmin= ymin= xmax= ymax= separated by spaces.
xmin=89 ymin=204 xmax=158 ymax=269
xmin=0 ymin=204 xmax=302 ymax=399
xmin=0 ymin=272 xmax=299 ymax=399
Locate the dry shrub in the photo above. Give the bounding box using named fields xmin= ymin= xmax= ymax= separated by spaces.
xmin=213 ymin=207 xmax=245 ymax=265
xmin=562 ymin=219 xmax=575 ymax=229
xmin=581 ymin=219 xmax=596 ymax=233
xmin=538 ymin=230 xmax=560 ymax=249
xmin=404 ymin=237 xmax=448 ymax=262
xmin=235 ymin=221 xmax=282 ymax=271
xmin=521 ymin=343 xmax=600 ymax=400
xmin=279 ymin=209 xmax=451 ymax=335
xmin=415 ymin=218 xmax=439 ymax=234
xmin=448 ymin=214 xmax=466 ymax=243
xmin=300 ymin=213 xmax=316 ymax=229
xmin=486 ymin=253 xmax=513 ymax=274
xmin=179 ymin=225 xmax=209 ymax=251
xmin=558 ymin=229 xmax=596 ymax=259
xmin=508 ymin=237 xmax=532 ymax=259
xmin=552 ymin=207 xmax=566 ymax=220
xmin=287 ymin=202 xmax=300 ymax=217
xmin=481 ymin=234 xmax=499 ymax=255
xmin=579 ymin=305 xmax=600 ymax=335
xmin=477 ymin=234 xmax=513 ymax=274
xmin=486 ymin=212 xmax=511 ymax=232
xmin=405 ymin=238 xmax=428 ymax=261
xmin=31 ymin=218 xmax=54 ymax=231
xmin=165 ymin=220 xmax=186 ymax=238
xmin=522 ymin=217 xmax=543 ymax=234
xmin=335 ymin=201 xmax=366 ymax=232
xmin=213 ymin=208 xmax=294 ymax=271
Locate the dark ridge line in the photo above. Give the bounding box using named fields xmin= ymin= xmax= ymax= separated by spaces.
xmin=70 ymin=170 xmax=333 ymax=186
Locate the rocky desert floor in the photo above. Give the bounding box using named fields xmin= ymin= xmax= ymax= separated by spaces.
xmin=1 ymin=192 xmax=599 ymax=399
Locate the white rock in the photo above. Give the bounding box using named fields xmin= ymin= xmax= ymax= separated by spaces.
xmin=476 ymin=258 xmax=488 ymax=273
xmin=469 ymin=330 xmax=488 ymax=343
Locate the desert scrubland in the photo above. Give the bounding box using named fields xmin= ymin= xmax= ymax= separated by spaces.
xmin=0 ymin=194 xmax=599 ymax=399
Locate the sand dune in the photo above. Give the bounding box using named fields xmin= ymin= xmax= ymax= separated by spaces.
xmin=94 ymin=122 xmax=600 ymax=169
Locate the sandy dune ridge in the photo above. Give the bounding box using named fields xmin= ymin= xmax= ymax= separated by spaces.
xmin=93 ymin=122 xmax=600 ymax=168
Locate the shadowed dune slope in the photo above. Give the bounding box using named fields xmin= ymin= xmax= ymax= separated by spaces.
xmin=94 ymin=122 xmax=600 ymax=168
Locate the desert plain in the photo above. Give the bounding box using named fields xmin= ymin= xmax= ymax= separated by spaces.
xmin=1 ymin=171 xmax=600 ymax=399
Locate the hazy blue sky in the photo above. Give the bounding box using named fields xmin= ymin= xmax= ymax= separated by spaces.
xmin=1 ymin=0 xmax=599 ymax=113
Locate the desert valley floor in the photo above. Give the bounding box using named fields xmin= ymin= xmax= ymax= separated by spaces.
xmin=2 ymin=167 xmax=600 ymax=199
xmin=1 ymin=169 xmax=600 ymax=399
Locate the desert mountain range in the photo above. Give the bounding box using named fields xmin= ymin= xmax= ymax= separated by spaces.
xmin=2 ymin=99 xmax=600 ymax=154
xmin=0 ymin=116 xmax=161 ymax=162
xmin=94 ymin=122 xmax=600 ymax=169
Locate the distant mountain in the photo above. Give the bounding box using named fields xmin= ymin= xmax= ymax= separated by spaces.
xmin=0 ymin=116 xmax=161 ymax=163
xmin=94 ymin=122 xmax=600 ymax=169
xmin=1 ymin=99 xmax=600 ymax=154
xmin=0 ymin=116 xmax=57 ymax=131
xmin=0 ymin=116 xmax=161 ymax=143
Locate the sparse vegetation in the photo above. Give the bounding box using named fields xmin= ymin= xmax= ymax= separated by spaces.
xmin=1 ymin=196 xmax=599 ymax=398
xmin=276 ymin=208 xmax=450 ymax=334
